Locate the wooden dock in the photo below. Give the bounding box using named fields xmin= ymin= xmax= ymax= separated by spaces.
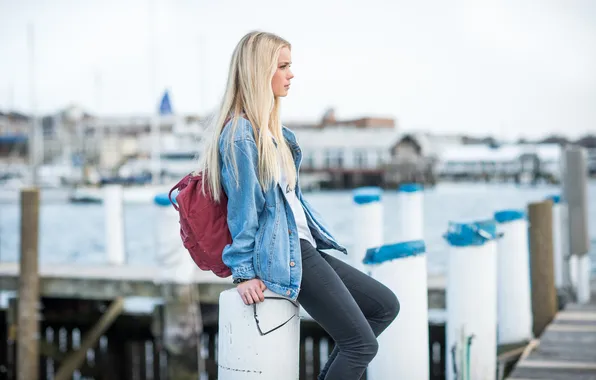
xmin=0 ymin=262 xmax=449 ymax=380
xmin=0 ymin=262 xmax=447 ymax=307
xmin=508 ymin=302 xmax=596 ymax=380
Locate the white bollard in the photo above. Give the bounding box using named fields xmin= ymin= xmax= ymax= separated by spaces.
xmin=104 ymin=184 xmax=126 ymax=265
xmin=218 ymin=288 xmax=300 ymax=379
xmin=570 ymin=255 xmax=579 ymax=290
xmin=153 ymin=192 xmax=196 ymax=283
xmin=548 ymin=195 xmax=564 ymax=288
xmin=562 ymin=147 xmax=591 ymax=303
xmin=560 ymin=202 xmax=573 ymax=289
xmin=494 ymin=210 xmax=533 ymax=345
xmin=444 ymin=220 xmax=498 ymax=380
xmin=397 ymin=183 xmax=424 ymax=241
xmin=365 ymin=240 xmax=429 ymax=380
xmin=352 ymin=187 xmax=383 ymax=273
xmin=577 ymin=254 xmax=592 ymax=303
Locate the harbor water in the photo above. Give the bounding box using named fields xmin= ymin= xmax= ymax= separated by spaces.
xmin=1 ymin=182 xmax=595 ymax=276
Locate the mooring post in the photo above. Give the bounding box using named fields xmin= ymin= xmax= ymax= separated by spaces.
xmin=561 ymin=146 xmax=591 ymax=303
xmin=443 ymin=219 xmax=499 ymax=380
xmin=217 ymin=288 xmax=300 ymax=379
xmin=366 ymin=240 xmax=429 ymax=380
xmin=17 ymin=188 xmax=40 ymax=380
xmin=154 ymin=284 xmax=205 ymax=380
xmin=352 ymin=187 xmax=383 ymax=273
xmin=397 ymin=183 xmax=424 ymax=241
xmin=494 ymin=209 xmax=533 ymax=345
xmin=528 ymin=199 xmax=558 ymax=337
xmin=104 ymin=184 xmax=126 ymax=265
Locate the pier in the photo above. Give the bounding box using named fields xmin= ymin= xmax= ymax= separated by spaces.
xmin=1 ymin=145 xmax=593 ymax=379
xmin=0 ymin=261 xmax=449 ymax=380
xmin=508 ymin=302 xmax=596 ymax=380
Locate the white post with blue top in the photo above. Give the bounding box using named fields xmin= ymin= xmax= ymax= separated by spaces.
xmin=218 ymin=288 xmax=300 ymax=379
xmin=397 ymin=183 xmax=424 ymax=241
xmin=104 ymin=184 xmax=126 ymax=265
xmin=444 ymin=220 xmax=498 ymax=380
xmin=494 ymin=209 xmax=533 ymax=345
xmin=352 ymin=187 xmax=383 ymax=273
xmin=153 ymin=191 xmax=196 ymax=283
xmin=365 ymin=240 xmax=429 ymax=380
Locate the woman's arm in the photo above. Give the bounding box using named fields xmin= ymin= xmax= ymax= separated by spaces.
xmin=219 ymin=134 xmax=266 ymax=282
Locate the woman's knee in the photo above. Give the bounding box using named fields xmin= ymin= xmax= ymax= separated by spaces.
xmin=383 ymin=290 xmax=400 ymax=323
xmin=360 ymin=337 xmax=379 ymax=362
xmin=345 ymin=331 xmax=379 ymax=362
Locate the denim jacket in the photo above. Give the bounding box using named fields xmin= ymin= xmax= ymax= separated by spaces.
xmin=219 ymin=117 xmax=347 ymax=300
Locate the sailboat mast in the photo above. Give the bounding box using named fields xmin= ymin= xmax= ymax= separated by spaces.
xmin=27 ymin=23 xmax=40 ymax=186
xmin=148 ymin=0 xmax=161 ymax=185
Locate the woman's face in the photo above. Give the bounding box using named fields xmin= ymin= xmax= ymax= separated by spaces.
xmin=271 ymin=46 xmax=294 ymax=97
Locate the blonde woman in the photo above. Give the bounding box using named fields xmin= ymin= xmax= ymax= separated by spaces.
xmin=199 ymin=31 xmax=399 ymax=379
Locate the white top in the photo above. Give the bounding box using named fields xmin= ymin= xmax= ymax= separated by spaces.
xmin=279 ymin=164 xmax=317 ymax=247
xmin=268 ymin=130 xmax=317 ymax=247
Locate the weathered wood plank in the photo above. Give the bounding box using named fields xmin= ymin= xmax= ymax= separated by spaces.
xmin=509 ymin=367 xmax=596 ymax=380
xmin=509 ymin=302 xmax=596 ymax=380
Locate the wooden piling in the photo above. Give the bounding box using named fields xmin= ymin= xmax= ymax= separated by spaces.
xmin=528 ymin=199 xmax=558 ymax=338
xmin=155 ymin=284 xmax=206 ymax=380
xmin=17 ymin=187 xmax=40 ymax=380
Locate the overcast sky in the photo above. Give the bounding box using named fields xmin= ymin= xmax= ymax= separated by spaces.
xmin=1 ymin=0 xmax=595 ymax=139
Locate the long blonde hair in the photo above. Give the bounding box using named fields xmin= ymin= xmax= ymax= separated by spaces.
xmin=198 ymin=31 xmax=297 ymax=202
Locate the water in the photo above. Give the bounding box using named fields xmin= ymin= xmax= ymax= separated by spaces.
xmin=1 ymin=182 xmax=595 ymax=275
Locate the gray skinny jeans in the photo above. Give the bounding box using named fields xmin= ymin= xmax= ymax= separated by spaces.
xmin=297 ymin=239 xmax=400 ymax=380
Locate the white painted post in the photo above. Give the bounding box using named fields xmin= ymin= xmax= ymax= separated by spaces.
xmin=397 ymin=183 xmax=424 ymax=241
xmin=366 ymin=240 xmax=429 ymax=380
xmin=444 ymin=220 xmax=498 ymax=380
xmin=559 ymin=199 xmax=572 ymax=290
xmin=104 ymin=184 xmax=125 ymax=265
xmin=546 ymin=195 xmax=566 ymax=289
xmin=494 ymin=210 xmax=533 ymax=345
xmin=577 ymin=254 xmax=592 ymax=303
xmin=352 ymin=187 xmax=383 ymax=273
xmin=217 ymin=289 xmax=300 ymax=379
xmin=570 ymin=255 xmax=579 ymax=290
xmin=153 ymin=192 xmax=195 ymax=283
xmin=561 ymin=147 xmax=591 ymax=304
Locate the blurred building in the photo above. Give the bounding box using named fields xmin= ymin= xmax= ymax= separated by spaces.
xmin=386 ymin=133 xmax=463 ymax=186
xmin=291 ymin=108 xmax=400 ymax=189
xmin=434 ymin=143 xmax=563 ymax=184
xmin=3 ymin=102 xmax=594 ymax=188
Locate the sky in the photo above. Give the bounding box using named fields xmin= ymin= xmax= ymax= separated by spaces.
xmin=0 ymin=0 xmax=595 ymax=140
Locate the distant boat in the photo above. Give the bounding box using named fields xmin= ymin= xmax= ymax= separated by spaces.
xmin=68 ymin=184 xmax=173 ymax=204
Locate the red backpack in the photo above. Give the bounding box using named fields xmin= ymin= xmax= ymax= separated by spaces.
xmin=168 ymin=171 xmax=233 ymax=278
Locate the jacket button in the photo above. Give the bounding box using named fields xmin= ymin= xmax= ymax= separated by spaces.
xmin=288 ymin=229 xmax=292 ymax=235
xmin=286 ymin=290 xmax=291 ymax=296
xmin=290 ymin=261 xmax=296 ymax=267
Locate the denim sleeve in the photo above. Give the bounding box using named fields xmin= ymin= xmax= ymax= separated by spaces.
xmin=220 ymin=137 xmax=265 ymax=280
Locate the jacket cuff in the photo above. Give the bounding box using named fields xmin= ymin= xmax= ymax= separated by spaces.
xmin=231 ymin=265 xmax=257 ymax=280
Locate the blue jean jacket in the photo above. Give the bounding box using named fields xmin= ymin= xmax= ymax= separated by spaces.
xmin=219 ymin=117 xmax=347 ymax=300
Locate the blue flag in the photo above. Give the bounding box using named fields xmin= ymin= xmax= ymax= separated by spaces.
xmin=159 ymin=90 xmax=173 ymax=115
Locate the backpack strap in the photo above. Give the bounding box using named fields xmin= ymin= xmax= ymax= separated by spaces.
xmin=168 ymin=175 xmax=190 ymax=211
xmin=168 ymin=114 xmax=236 ymax=210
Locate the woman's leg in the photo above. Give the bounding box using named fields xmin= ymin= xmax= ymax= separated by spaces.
xmin=297 ymin=239 xmax=400 ymax=380
xmin=317 ymin=248 xmax=400 ymax=379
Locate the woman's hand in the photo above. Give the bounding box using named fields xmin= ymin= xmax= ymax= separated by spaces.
xmin=237 ymin=279 xmax=268 ymax=305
